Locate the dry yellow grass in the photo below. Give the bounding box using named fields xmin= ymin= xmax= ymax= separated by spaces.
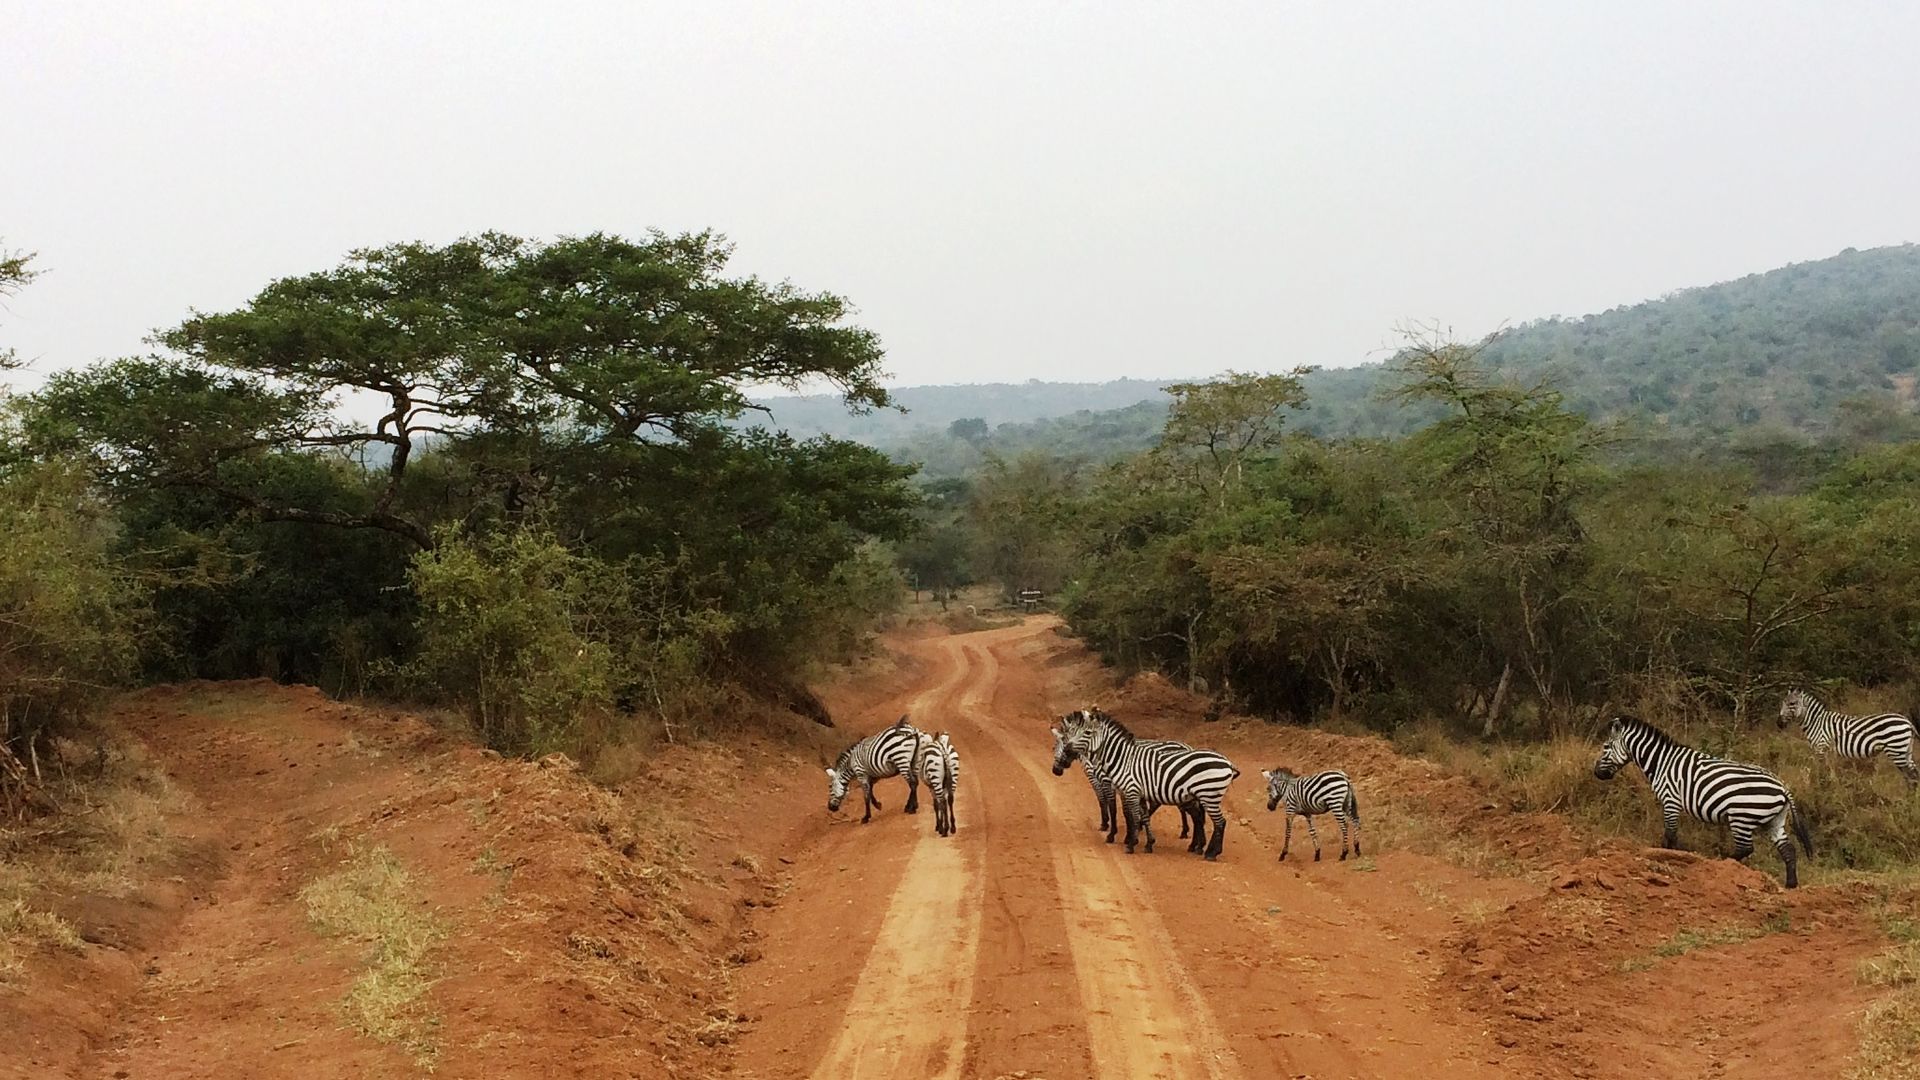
xmin=0 ymin=725 xmax=179 ymax=983
xmin=300 ymin=845 xmax=447 ymax=1066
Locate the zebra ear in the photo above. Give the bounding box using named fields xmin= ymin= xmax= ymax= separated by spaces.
xmin=1261 ymin=769 xmax=1273 ymax=780
xmin=823 ymin=767 xmax=834 ymax=777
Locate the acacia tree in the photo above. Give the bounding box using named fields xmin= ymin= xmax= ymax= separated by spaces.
xmin=1154 ymin=369 xmax=1311 ymax=505
xmin=1392 ymin=336 xmax=1612 ymax=730
xmin=34 ymin=232 xmax=892 ymax=550
xmin=1 ymin=243 xmax=35 ymax=371
xmin=27 ymin=233 xmax=918 ymax=710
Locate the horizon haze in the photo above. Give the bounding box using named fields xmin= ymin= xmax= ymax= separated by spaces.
xmin=5 ymin=2 xmax=1919 ymax=394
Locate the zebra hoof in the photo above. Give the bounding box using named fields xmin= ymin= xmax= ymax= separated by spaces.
xmin=1278 ymin=851 xmax=1288 ymax=862
xmin=1205 ymin=853 xmax=1219 ymax=862
xmin=1339 ymin=851 xmax=1348 ymax=861
xmin=1314 ymin=851 xmax=1322 ymax=862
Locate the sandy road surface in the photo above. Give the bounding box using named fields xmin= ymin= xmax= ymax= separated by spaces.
xmin=738 ymin=620 xmax=1521 ymax=1080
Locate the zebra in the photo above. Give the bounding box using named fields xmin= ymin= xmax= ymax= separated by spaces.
xmin=1778 ymin=689 xmax=1919 ymax=785
xmin=920 ymin=732 xmax=960 ymax=837
xmin=825 ymin=715 xmax=923 ymax=823
xmin=1592 ymin=715 xmax=1814 ymax=888
xmin=1262 ymin=768 xmax=1362 ymax=862
xmin=1056 ymin=710 xmax=1238 ymax=858
xmin=1050 ymin=710 xmax=1199 ymax=843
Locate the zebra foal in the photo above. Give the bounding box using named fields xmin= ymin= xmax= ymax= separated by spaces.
xmin=1262 ymin=768 xmax=1362 ymax=862
xmin=920 ymin=732 xmax=961 ymax=837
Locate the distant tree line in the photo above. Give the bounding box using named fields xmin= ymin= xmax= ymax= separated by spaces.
xmin=933 ymin=337 xmax=1920 ymax=737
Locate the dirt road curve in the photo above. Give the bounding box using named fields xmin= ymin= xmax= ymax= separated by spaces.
xmin=739 ymin=620 xmax=1519 ymax=1080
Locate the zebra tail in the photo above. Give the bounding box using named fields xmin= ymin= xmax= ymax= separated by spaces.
xmin=1791 ymin=798 xmax=1815 ymax=858
xmin=1346 ymin=790 xmax=1360 ymax=821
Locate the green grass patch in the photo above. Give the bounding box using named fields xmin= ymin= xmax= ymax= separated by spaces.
xmin=300 ymin=845 xmax=446 ymax=1065
xmin=1620 ymin=911 xmax=1793 ymax=972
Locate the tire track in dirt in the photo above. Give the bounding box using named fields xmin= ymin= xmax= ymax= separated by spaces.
xmin=805 ymin=635 xmax=986 ymax=1080
xmin=964 ymin=630 xmax=1247 ymax=1080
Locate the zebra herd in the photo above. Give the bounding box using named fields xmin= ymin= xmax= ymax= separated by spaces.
xmin=823 ymin=687 xmax=1915 ymax=887
xmin=1591 ymin=688 xmax=1918 ymax=889
xmin=824 ymin=715 xmax=962 ymax=836
xmin=823 ymin=705 xmax=1364 ymax=864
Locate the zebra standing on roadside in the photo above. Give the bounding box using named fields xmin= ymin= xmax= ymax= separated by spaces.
xmin=1592 ymin=715 xmax=1814 ymax=888
xmin=920 ymin=732 xmax=961 ymax=837
xmin=1779 ymin=689 xmax=1919 ymax=785
xmin=1262 ymin=768 xmax=1362 ymax=862
xmin=825 ymin=715 xmax=923 ymax=823
xmin=1050 ymin=710 xmax=1198 ymax=843
xmin=1055 ymin=710 xmax=1238 ymax=858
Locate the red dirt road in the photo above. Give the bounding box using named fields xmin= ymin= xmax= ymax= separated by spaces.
xmin=2 ymin=619 xmax=1890 ymax=1079
xmin=737 ymin=620 xmax=1528 ymax=1080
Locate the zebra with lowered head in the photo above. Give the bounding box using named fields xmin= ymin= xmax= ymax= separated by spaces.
xmin=920 ymin=732 xmax=960 ymax=837
xmin=1262 ymin=768 xmax=1362 ymax=862
xmin=1050 ymin=709 xmax=1199 ymax=843
xmin=1056 ymin=710 xmax=1238 ymax=858
xmin=1593 ymin=715 xmax=1814 ymax=887
xmin=826 ymin=715 xmax=923 ymax=823
xmin=1779 ymin=689 xmax=1918 ymax=785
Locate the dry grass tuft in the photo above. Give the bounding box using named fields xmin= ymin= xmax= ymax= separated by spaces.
xmin=0 ymin=724 xmax=179 ymax=982
xmin=300 ymin=845 xmax=446 ymax=1066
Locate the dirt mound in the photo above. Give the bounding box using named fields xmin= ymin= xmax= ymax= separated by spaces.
xmin=1451 ymin=847 xmax=1881 ymax=1077
xmin=1 ymin=682 xmax=770 ymax=1080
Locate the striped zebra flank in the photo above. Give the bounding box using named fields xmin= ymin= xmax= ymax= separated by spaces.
xmin=825 ymin=714 xmax=924 ymax=823
xmin=1050 ymin=708 xmax=1198 ymax=843
xmin=1262 ymin=768 xmax=1362 ymax=862
xmin=1779 ymin=689 xmax=1919 ymax=786
xmin=920 ymin=732 xmax=961 ymax=837
xmin=1058 ymin=710 xmax=1238 ymax=859
xmin=1593 ymin=715 xmax=1814 ymax=888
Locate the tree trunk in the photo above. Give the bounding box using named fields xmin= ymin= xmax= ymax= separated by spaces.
xmin=1483 ymin=661 xmax=1513 ymax=738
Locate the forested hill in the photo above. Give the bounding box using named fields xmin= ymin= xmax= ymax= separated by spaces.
xmin=760 ymin=244 xmax=1920 ymax=473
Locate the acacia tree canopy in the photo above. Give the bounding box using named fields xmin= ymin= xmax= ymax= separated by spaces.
xmin=34 ymin=231 xmax=894 ymax=548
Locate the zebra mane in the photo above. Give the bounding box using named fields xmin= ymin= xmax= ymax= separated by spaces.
xmin=1098 ymin=714 xmax=1138 ymax=742
xmin=1612 ymin=714 xmax=1680 ymax=748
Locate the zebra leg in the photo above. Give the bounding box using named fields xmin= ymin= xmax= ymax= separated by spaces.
xmin=1187 ymin=804 xmax=1206 ymax=854
xmin=1730 ymin=820 xmax=1756 ymax=861
xmin=949 ymin=790 xmax=957 ymax=834
xmin=861 ymin=777 xmax=876 ymax=824
xmin=1204 ymin=800 xmax=1226 ymax=860
xmin=1335 ymin=810 xmax=1351 ymax=861
xmin=1661 ymin=805 xmax=1681 ymax=849
xmin=1771 ymin=807 xmax=1799 ymax=888
xmin=1097 ymin=786 xmax=1113 ymax=834
xmin=1142 ymin=804 xmax=1158 ymax=854
xmin=1279 ymin=812 xmax=1294 ymax=861
xmin=1122 ymin=794 xmax=1144 ymax=854
xmin=1179 ymin=802 xmax=1191 ymax=840
xmin=905 ymin=768 xmax=920 ymax=814
xmin=1305 ymin=814 xmax=1323 ymax=861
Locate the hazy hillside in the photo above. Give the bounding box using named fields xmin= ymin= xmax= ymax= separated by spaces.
xmin=752 ymin=378 xmax=1175 ymax=443
xmin=760 ymin=244 xmax=1920 ymax=473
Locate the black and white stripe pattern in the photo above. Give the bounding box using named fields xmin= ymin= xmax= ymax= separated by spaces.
xmin=920 ymin=732 xmax=960 ymax=837
xmin=1262 ymin=768 xmax=1362 ymax=862
xmin=1593 ymin=715 xmax=1814 ymax=888
xmin=826 ymin=715 xmax=923 ymax=823
xmin=1057 ymin=710 xmax=1238 ymax=858
xmin=1050 ymin=710 xmax=1197 ymax=842
xmin=1779 ymin=690 xmax=1919 ymax=785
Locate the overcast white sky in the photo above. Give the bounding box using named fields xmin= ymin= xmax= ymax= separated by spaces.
xmin=4 ymin=1 xmax=1919 ymax=394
